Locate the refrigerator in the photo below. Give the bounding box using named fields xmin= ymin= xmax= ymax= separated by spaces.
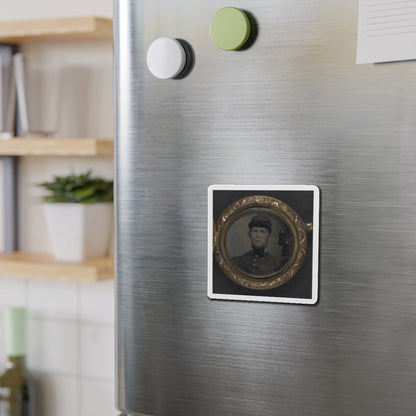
xmin=114 ymin=1 xmax=416 ymax=415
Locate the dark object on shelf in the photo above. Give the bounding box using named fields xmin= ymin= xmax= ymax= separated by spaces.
xmin=0 ymin=308 xmax=30 ymax=416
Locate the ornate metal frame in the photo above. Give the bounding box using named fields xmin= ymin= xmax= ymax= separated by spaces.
xmin=213 ymin=195 xmax=308 ymax=290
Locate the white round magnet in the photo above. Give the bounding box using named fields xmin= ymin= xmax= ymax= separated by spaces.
xmin=146 ymin=37 xmax=187 ymax=80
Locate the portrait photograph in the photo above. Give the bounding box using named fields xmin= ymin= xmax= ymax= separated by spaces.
xmin=225 ymin=208 xmax=293 ymax=277
xmin=208 ymin=185 xmax=320 ymax=304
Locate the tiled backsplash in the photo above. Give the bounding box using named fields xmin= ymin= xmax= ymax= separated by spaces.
xmin=0 ymin=276 xmax=116 ymax=416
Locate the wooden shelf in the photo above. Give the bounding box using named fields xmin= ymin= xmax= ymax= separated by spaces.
xmin=0 ymin=137 xmax=113 ymax=156
xmin=0 ymin=17 xmax=112 ymax=44
xmin=0 ymin=252 xmax=114 ymax=282
xmin=0 ymin=18 xmax=114 ymax=283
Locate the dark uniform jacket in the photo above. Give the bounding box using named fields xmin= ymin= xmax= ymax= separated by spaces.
xmin=232 ymin=250 xmax=280 ymax=276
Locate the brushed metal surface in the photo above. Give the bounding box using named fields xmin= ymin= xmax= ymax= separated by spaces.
xmin=115 ymin=0 xmax=416 ymax=415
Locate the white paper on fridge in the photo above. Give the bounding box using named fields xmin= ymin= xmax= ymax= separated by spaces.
xmin=357 ymin=0 xmax=416 ymax=64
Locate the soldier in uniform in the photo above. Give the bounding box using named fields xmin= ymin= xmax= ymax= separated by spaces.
xmin=231 ymin=214 xmax=280 ymax=276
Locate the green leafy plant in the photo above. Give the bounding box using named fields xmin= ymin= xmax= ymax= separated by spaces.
xmin=39 ymin=171 xmax=113 ymax=204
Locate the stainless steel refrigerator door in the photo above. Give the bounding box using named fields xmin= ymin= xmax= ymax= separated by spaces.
xmin=114 ymin=0 xmax=416 ymax=415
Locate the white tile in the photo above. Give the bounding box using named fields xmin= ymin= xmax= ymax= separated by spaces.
xmin=80 ymin=279 xmax=114 ymax=325
xmin=27 ymin=318 xmax=78 ymax=375
xmin=31 ymin=372 xmax=79 ymax=416
xmin=80 ymin=324 xmax=114 ymax=380
xmin=27 ymin=279 xmax=78 ymax=320
xmin=80 ymin=379 xmax=116 ymax=416
xmin=0 ymin=276 xmax=27 ymax=309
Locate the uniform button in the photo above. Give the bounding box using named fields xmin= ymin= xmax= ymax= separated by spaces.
xmin=146 ymin=37 xmax=187 ymax=79
xmin=210 ymin=7 xmax=252 ymax=51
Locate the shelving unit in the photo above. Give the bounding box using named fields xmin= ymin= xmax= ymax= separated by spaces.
xmin=0 ymin=138 xmax=113 ymax=156
xmin=0 ymin=17 xmax=113 ymax=44
xmin=0 ymin=252 xmax=113 ymax=282
xmin=0 ymin=17 xmax=114 ymax=281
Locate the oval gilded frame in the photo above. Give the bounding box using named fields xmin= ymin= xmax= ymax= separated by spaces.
xmin=213 ymin=195 xmax=308 ymax=290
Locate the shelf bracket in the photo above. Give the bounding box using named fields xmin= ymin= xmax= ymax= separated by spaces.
xmin=1 ymin=155 xmax=18 ymax=252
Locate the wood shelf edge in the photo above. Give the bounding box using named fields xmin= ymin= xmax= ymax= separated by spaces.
xmin=0 ymin=252 xmax=114 ymax=282
xmin=0 ymin=17 xmax=113 ymax=44
xmin=0 ymin=138 xmax=114 ymax=156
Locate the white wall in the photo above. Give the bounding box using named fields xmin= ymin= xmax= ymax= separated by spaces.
xmin=0 ymin=1 xmax=116 ymax=416
xmin=0 ymin=0 xmax=112 ymax=21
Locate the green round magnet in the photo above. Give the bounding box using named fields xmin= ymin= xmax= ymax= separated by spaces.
xmin=210 ymin=7 xmax=251 ymax=51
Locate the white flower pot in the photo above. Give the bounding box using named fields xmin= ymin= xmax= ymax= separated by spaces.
xmin=43 ymin=202 xmax=113 ymax=262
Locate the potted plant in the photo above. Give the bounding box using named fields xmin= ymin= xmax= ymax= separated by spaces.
xmin=39 ymin=171 xmax=113 ymax=262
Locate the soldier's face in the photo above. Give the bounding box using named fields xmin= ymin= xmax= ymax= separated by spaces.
xmin=249 ymin=227 xmax=270 ymax=250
